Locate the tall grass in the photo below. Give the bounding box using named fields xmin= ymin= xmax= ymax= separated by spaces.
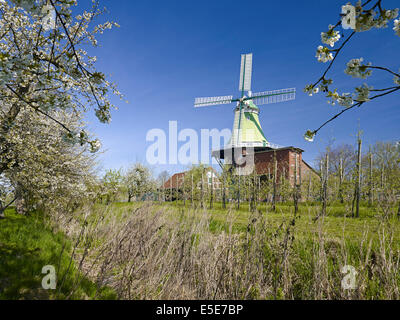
xmin=59 ymin=202 xmax=400 ymax=300
xmin=0 ymin=208 xmax=116 ymax=300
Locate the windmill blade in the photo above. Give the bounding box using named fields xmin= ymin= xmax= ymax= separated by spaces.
xmin=250 ymin=88 xmax=296 ymax=106
xmin=239 ymin=53 xmax=253 ymax=92
xmin=194 ymin=95 xmax=234 ymax=108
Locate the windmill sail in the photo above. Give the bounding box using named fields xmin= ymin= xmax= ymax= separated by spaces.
xmin=194 ymin=53 xmax=297 ymax=152
xmin=194 ymin=95 xmax=233 ymax=107
xmin=250 ymin=88 xmax=296 ymax=106
xmin=239 ymin=53 xmax=253 ymax=92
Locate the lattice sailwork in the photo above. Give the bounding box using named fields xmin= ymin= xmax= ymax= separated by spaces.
xmin=194 ymin=53 xmax=296 ymax=149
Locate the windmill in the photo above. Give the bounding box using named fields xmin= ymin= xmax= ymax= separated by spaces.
xmin=194 ymin=53 xmax=296 ymax=154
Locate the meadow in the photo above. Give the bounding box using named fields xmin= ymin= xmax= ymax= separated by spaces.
xmin=2 ymin=200 xmax=399 ymax=300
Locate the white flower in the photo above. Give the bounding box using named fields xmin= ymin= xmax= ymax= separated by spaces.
xmin=90 ymin=139 xmax=101 ymax=153
xmin=355 ymin=10 xmax=376 ymax=32
xmin=394 ymin=19 xmax=400 ymax=37
xmin=327 ymin=89 xmax=353 ymax=107
xmin=355 ymin=8 xmax=399 ymax=31
xmin=385 ymin=9 xmax=399 ymax=20
xmin=304 ymin=130 xmax=316 ymax=142
xmin=337 ymin=93 xmax=353 ymax=108
xmin=354 ymin=84 xmax=372 ymax=102
xmin=394 ymin=76 xmax=400 ymax=85
xmin=345 ymin=58 xmax=372 ymax=79
xmin=304 ymin=84 xmax=314 ymax=96
xmin=321 ymin=26 xmax=341 ymax=47
xmin=316 ymin=46 xmax=333 ymax=63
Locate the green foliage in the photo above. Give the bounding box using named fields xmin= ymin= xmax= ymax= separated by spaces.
xmin=123 ymin=163 xmax=155 ymax=202
xmin=0 ymin=208 xmax=116 ymax=300
xmin=101 ymin=169 xmax=124 ymax=204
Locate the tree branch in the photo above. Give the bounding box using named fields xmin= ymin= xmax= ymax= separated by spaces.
xmin=313 ymin=86 xmax=400 ymax=135
xmin=6 ymin=84 xmax=74 ymax=134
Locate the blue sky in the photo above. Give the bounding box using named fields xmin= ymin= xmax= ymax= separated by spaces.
xmin=83 ymin=0 xmax=400 ymax=176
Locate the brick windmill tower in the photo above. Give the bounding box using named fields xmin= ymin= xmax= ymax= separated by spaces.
xmin=194 ymin=53 xmax=316 ymax=185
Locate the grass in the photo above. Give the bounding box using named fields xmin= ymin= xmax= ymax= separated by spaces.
xmin=2 ymin=200 xmax=399 ymax=299
xmin=107 ymin=200 xmax=400 ymax=244
xmin=0 ymin=208 xmax=116 ymax=300
xmin=75 ymin=201 xmax=400 ymax=299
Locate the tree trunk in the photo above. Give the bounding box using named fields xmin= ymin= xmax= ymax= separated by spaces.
xmin=322 ymin=153 xmax=328 ymax=217
xmin=339 ymin=157 xmax=344 ymax=204
xmin=0 ymin=101 xmax=22 ymax=176
xmin=368 ymin=153 xmax=373 ymax=206
xmin=209 ymin=173 xmax=213 ymax=210
xmin=201 ymin=171 xmax=204 ymax=209
xmin=356 ymin=138 xmax=362 ymax=218
xmin=237 ymin=174 xmax=241 ymax=210
xmin=191 ymin=174 xmax=194 ymax=208
xmin=397 ymin=201 xmax=400 ymax=219
xmin=251 ymin=174 xmax=256 ymax=212
xmin=272 ymin=153 xmax=277 ymax=212
xmin=319 ymin=159 xmax=323 ymax=203
xmin=169 ymin=178 xmax=172 ymax=202
xmin=15 ymin=184 xmax=27 ymax=215
xmin=0 ymin=195 xmax=17 ymax=218
xmin=293 ymin=153 xmax=298 ymax=215
xmin=222 ymin=173 xmax=226 ymax=209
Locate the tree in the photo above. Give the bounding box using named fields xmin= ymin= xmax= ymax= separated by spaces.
xmin=2 ymin=107 xmax=98 ymax=215
xmin=124 ymin=163 xmax=154 ymax=202
xmin=102 ymin=169 xmax=123 ymax=204
xmin=369 ymin=141 xmax=400 ymax=216
xmin=304 ymin=0 xmax=399 ymax=142
xmin=0 ymin=0 xmax=122 ymax=176
xmin=0 ymin=175 xmax=15 ymax=218
xmin=183 ymin=164 xmax=210 ymax=207
xmin=157 ymin=171 xmax=170 ymax=188
xmin=316 ymin=144 xmax=356 ymax=202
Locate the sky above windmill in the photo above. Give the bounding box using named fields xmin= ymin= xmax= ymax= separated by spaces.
xmin=83 ymin=0 xmax=400 ymax=176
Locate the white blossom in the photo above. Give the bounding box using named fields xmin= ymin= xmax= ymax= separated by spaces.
xmin=394 ymin=19 xmax=400 ymax=37
xmin=304 ymin=130 xmax=315 ymax=142
xmin=337 ymin=93 xmax=353 ymax=108
xmin=0 ymin=0 xmax=122 ymax=213
xmin=303 ymin=84 xmax=319 ymax=96
xmin=321 ymin=25 xmax=341 ymax=47
xmin=304 ymin=84 xmax=314 ymax=96
xmin=354 ymin=83 xmax=372 ymax=102
xmin=316 ymin=45 xmax=334 ymax=63
xmin=90 ymin=139 xmax=102 ymax=153
xmin=344 ymin=58 xmax=372 ymax=79
xmin=327 ymin=90 xmax=353 ymax=107
xmin=385 ymin=9 xmax=399 ymax=20
xmin=354 ymin=7 xmax=399 ymax=32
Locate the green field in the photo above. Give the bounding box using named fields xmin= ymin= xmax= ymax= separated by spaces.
xmin=0 ymin=208 xmax=116 ymax=300
xmin=109 ymin=200 xmax=400 ymax=243
xmin=1 ymin=201 xmax=400 ymax=300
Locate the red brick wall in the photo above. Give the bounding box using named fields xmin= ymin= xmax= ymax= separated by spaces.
xmin=254 ymin=148 xmax=316 ymax=185
xmin=255 ymin=149 xmax=290 ymax=181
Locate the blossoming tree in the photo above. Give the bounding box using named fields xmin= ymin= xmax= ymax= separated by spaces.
xmin=4 ymin=108 xmax=99 ymax=215
xmin=0 ymin=0 xmax=122 ymax=170
xmin=0 ymin=0 xmax=122 ymax=216
xmin=304 ymin=0 xmax=400 ymax=142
